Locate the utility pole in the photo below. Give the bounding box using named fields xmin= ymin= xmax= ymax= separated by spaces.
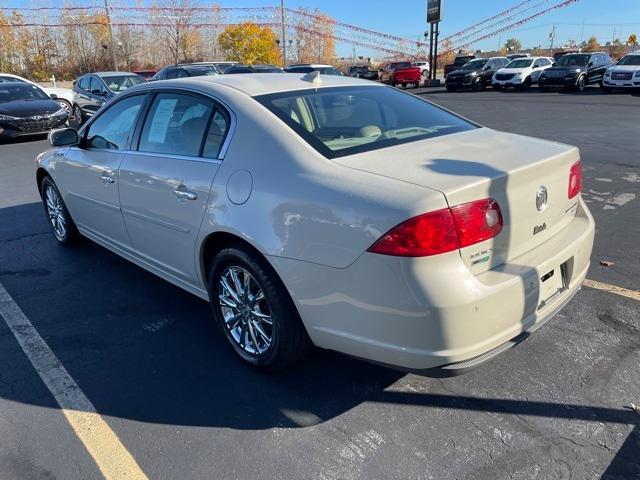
xmin=280 ymin=0 xmax=287 ymax=66
xmin=104 ymin=0 xmax=118 ymax=71
xmin=549 ymin=24 xmax=556 ymax=54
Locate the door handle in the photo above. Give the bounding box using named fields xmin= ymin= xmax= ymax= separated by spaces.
xmin=99 ymin=170 xmax=115 ymax=184
xmin=173 ymin=189 xmax=197 ymax=201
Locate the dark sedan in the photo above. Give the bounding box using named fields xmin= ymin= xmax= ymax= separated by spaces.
xmin=538 ymin=52 xmax=612 ymax=92
xmin=0 ymin=82 xmax=68 ymax=141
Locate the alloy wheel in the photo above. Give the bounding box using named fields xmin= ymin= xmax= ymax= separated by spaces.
xmin=218 ymin=266 xmax=274 ymax=356
xmin=44 ymin=185 xmax=67 ymax=240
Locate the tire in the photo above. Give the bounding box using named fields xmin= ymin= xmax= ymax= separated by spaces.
xmin=208 ymin=246 xmax=311 ymax=371
xmin=521 ymin=77 xmax=532 ymax=89
xmin=472 ymin=77 xmax=485 ymax=91
xmin=575 ymin=75 xmax=586 ymax=92
xmin=55 ymin=99 xmax=72 ymax=117
xmin=40 ymin=176 xmax=81 ymax=246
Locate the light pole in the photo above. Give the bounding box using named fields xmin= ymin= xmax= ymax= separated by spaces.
xmin=104 ymin=0 xmax=118 ymax=71
xmin=280 ymin=0 xmax=287 ymax=66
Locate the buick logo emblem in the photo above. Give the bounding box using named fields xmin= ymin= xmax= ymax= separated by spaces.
xmin=536 ymin=186 xmax=548 ymax=212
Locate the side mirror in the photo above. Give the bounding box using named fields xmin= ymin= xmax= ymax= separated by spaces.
xmin=588 ymin=61 xmax=594 ymax=67
xmin=49 ymin=93 xmax=58 ymax=99
xmin=49 ymin=128 xmax=79 ymax=147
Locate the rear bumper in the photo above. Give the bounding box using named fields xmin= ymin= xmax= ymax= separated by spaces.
xmin=269 ymin=197 xmax=595 ymax=372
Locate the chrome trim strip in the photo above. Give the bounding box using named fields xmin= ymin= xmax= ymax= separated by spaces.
xmin=123 ymin=150 xmax=223 ymax=165
xmin=121 ymin=208 xmax=189 ymax=233
xmin=68 ymin=191 xmax=120 ymax=211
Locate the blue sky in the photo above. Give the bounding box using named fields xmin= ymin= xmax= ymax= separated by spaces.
xmin=6 ymin=0 xmax=640 ymax=55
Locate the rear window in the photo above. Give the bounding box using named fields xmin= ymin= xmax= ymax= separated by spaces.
xmin=255 ymin=86 xmax=476 ymax=159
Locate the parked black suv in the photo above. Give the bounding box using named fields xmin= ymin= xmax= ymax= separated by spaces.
xmin=538 ymin=52 xmax=612 ymax=91
xmin=347 ymin=65 xmax=379 ymax=80
xmin=72 ymin=72 xmax=144 ymax=123
xmin=445 ymin=57 xmax=510 ymax=91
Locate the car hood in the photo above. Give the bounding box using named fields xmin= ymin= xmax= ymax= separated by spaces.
xmin=0 ymin=99 xmax=62 ymax=117
xmin=544 ymin=66 xmax=586 ymax=73
xmin=496 ymin=68 xmax=530 ymax=74
xmin=608 ymin=65 xmax=640 ymax=72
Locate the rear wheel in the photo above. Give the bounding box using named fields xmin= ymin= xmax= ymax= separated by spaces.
xmin=521 ymin=77 xmax=532 ymax=89
xmin=40 ymin=177 xmax=81 ymax=246
xmin=209 ymin=246 xmax=311 ymax=371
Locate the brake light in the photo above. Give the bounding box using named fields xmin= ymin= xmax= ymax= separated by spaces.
xmin=367 ymin=208 xmax=458 ymax=257
xmin=368 ymin=199 xmax=503 ymax=257
xmin=568 ymin=160 xmax=582 ymax=199
xmin=451 ymin=198 xmax=503 ymax=248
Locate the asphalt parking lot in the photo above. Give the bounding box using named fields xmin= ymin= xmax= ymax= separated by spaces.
xmin=0 ymin=85 xmax=638 ymax=480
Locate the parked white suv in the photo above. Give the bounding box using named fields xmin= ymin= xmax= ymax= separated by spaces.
xmin=412 ymin=61 xmax=430 ymax=79
xmin=603 ymin=52 xmax=640 ymax=92
xmin=492 ymin=57 xmax=554 ymax=89
xmin=0 ymin=73 xmax=74 ymax=114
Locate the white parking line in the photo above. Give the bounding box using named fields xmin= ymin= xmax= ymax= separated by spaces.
xmin=584 ymin=279 xmax=640 ymax=302
xmin=0 ymin=282 xmax=148 ymax=480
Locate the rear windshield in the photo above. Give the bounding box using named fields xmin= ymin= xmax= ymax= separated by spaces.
xmin=390 ymin=62 xmax=412 ymax=69
xmin=255 ymin=86 xmax=475 ymax=159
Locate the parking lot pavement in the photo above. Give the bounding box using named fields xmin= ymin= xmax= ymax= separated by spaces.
xmin=0 ymin=89 xmax=638 ymax=479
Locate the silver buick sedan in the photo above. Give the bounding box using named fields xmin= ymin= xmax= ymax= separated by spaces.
xmin=36 ymin=73 xmax=594 ymax=372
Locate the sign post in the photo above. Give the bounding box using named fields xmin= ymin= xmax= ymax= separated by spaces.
xmin=427 ymin=0 xmax=442 ymax=82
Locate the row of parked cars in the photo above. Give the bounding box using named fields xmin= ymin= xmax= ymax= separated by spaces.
xmin=0 ymin=61 xmax=346 ymax=140
xmin=445 ymin=51 xmax=640 ymax=93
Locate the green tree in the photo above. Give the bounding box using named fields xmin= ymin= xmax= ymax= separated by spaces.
xmin=504 ymin=38 xmax=522 ymax=52
xmin=218 ymin=22 xmax=282 ymax=65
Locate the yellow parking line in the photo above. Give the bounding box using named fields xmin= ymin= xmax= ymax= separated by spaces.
xmin=0 ymin=283 xmax=148 ymax=480
xmin=584 ymin=279 xmax=640 ymax=302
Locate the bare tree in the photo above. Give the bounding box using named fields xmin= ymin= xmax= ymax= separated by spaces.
xmin=153 ymin=0 xmax=200 ymax=64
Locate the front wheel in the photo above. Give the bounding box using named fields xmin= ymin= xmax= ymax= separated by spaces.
xmin=209 ymin=246 xmax=311 ymax=371
xmin=602 ymin=85 xmax=611 ymax=93
xmin=575 ymin=75 xmax=586 ymax=92
xmin=472 ymin=77 xmax=485 ymax=91
xmin=41 ymin=176 xmax=81 ymax=246
xmin=520 ymin=77 xmax=532 ymax=89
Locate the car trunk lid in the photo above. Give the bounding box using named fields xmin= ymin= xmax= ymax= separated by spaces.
xmin=335 ymin=128 xmax=581 ymax=274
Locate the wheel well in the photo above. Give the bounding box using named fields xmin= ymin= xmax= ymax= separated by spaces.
xmin=36 ymin=168 xmax=50 ymax=196
xmin=200 ymin=232 xmax=265 ymax=285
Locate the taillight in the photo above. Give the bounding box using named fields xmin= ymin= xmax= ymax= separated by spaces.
xmin=450 ymin=198 xmax=503 ymax=248
xmin=367 ymin=208 xmax=458 ymax=257
xmin=568 ymin=160 xmax=582 ymax=199
xmin=368 ymin=199 xmax=503 ymax=257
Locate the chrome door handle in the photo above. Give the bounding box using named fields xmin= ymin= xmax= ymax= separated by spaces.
xmin=99 ymin=172 xmax=115 ymax=184
xmin=173 ymin=189 xmax=197 ymax=201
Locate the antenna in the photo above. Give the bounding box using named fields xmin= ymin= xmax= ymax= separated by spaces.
xmin=301 ymin=71 xmax=322 ymax=84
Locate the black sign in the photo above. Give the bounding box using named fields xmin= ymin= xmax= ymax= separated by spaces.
xmin=427 ymin=0 xmax=442 ymax=23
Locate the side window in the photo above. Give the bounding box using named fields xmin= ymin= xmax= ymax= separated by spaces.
xmin=89 ymin=77 xmax=107 ymax=94
xmin=202 ymin=109 xmax=230 ymax=158
xmin=138 ymin=93 xmax=214 ymax=157
xmin=78 ymin=77 xmax=90 ymax=91
xmin=533 ymin=59 xmax=542 ymax=68
xmin=177 ymin=69 xmax=190 ymax=78
xmin=165 ymin=68 xmax=180 ymax=80
xmin=85 ymin=95 xmax=146 ymax=150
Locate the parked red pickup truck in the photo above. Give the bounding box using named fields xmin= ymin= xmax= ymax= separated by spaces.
xmin=378 ymin=62 xmax=422 ymax=87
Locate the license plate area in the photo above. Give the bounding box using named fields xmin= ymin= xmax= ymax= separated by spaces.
xmin=537 ymin=262 xmax=569 ymax=310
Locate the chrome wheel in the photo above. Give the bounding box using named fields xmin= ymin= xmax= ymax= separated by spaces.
xmin=45 ymin=185 xmax=67 ymax=240
xmin=56 ymin=100 xmax=71 ymax=114
xmin=218 ymin=266 xmax=273 ymax=356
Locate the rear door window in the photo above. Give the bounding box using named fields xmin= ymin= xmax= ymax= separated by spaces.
xmin=138 ymin=93 xmax=214 ymax=157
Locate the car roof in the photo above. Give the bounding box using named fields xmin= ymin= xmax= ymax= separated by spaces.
xmin=287 ymin=64 xmax=334 ymax=68
xmin=152 ymin=73 xmax=383 ymax=96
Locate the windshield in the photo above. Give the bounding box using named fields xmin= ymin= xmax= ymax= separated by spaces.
xmin=506 ymin=59 xmax=533 ymax=68
xmin=460 ymin=59 xmax=487 ymax=70
xmin=617 ymin=55 xmax=640 ymax=66
xmin=101 ymin=75 xmax=144 ymax=92
xmin=556 ymin=54 xmax=590 ymax=67
xmin=255 ymin=86 xmax=475 ymax=159
xmin=0 ymin=84 xmax=49 ymax=102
